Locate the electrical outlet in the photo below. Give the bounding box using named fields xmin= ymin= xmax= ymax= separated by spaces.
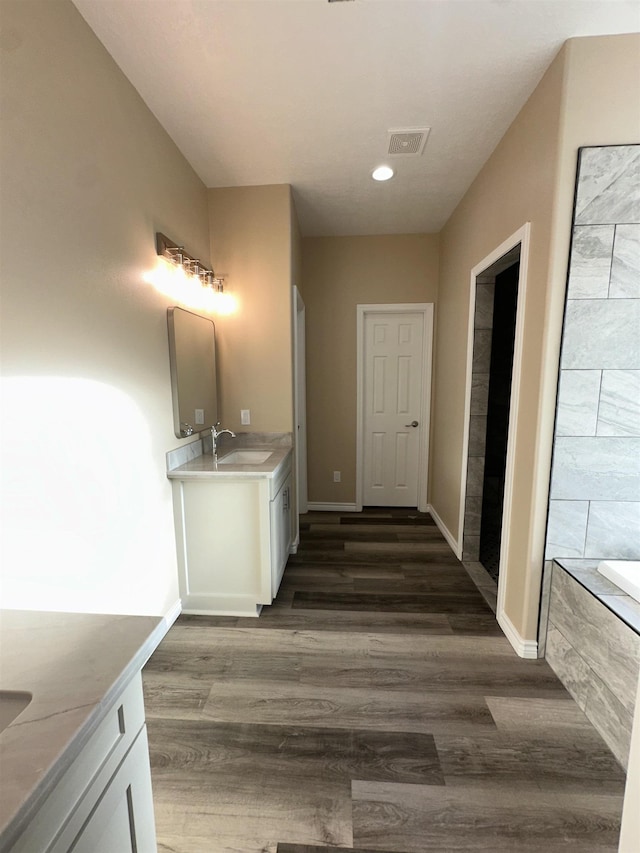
xmin=195 ymin=408 xmax=205 ymax=425
xmin=333 ymin=471 xmax=341 ymax=483
xmin=241 ymin=409 xmax=251 ymax=425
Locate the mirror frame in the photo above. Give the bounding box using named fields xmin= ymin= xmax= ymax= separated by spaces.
xmin=167 ymin=307 xmax=219 ymax=439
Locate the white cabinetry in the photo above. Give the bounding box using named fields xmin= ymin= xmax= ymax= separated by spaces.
xmin=8 ymin=674 xmax=156 ymax=853
xmin=171 ymin=451 xmax=293 ymax=616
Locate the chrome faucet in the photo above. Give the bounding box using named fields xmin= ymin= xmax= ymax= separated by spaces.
xmin=211 ymin=422 xmax=236 ymax=457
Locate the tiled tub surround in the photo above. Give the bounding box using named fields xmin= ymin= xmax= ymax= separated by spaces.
xmin=542 ymin=146 xmax=640 ymax=747
xmin=545 ymin=561 xmax=640 ymax=769
xmin=545 ymin=145 xmax=640 ymax=565
xmin=539 ymin=145 xmax=640 ymax=720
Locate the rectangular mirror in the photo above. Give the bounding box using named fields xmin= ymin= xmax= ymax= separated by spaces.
xmin=167 ymin=307 xmax=218 ymax=438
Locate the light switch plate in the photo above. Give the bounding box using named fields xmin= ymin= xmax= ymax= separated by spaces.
xmin=195 ymin=409 xmax=205 ymax=425
xmin=241 ymin=409 xmax=251 ymax=425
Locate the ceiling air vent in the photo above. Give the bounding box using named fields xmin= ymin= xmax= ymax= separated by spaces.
xmin=387 ymin=128 xmax=431 ymax=157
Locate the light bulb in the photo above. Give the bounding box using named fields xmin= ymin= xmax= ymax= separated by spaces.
xmin=372 ymin=165 xmax=394 ymax=182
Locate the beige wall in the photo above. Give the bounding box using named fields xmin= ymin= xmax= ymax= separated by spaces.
xmin=431 ymin=34 xmax=640 ymax=641
xmin=0 ymin=0 xmax=210 ymax=617
xmin=208 ymin=185 xmax=295 ymax=435
xmin=301 ymin=235 xmax=439 ymax=503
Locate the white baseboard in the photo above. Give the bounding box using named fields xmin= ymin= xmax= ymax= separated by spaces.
xmin=182 ymin=604 xmax=262 ymax=617
xmin=497 ymin=608 xmax=538 ymax=659
xmin=306 ymin=502 xmax=359 ymax=512
xmin=290 ymin=534 xmax=299 ymax=555
xmin=164 ymin=599 xmax=182 ymax=629
xmin=426 ymin=504 xmax=462 ymax=559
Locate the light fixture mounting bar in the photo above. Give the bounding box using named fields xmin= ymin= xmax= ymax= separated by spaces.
xmin=155 ymin=232 xmax=214 ymax=279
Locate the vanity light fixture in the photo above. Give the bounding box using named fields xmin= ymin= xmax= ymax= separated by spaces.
xmin=372 ymin=165 xmax=394 ymax=182
xmin=145 ymin=232 xmax=235 ymax=314
xmin=155 ymin=232 xmax=215 ymax=285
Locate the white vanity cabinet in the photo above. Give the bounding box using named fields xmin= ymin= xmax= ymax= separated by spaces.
xmin=170 ymin=449 xmax=293 ymax=616
xmin=7 ymin=674 xmax=157 ymax=853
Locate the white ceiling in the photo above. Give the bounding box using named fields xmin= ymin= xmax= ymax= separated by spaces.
xmin=71 ymin=0 xmax=639 ymax=237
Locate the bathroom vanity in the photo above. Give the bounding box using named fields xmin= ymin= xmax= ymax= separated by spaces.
xmin=0 ymin=610 xmax=166 ymax=853
xmin=167 ymin=441 xmax=294 ymax=615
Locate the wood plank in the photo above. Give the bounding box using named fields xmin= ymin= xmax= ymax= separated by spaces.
xmin=351 ymin=577 xmax=480 ymax=595
xmin=288 ymin=551 xmax=461 ymax=565
xmin=447 ymin=614 xmax=502 ymax=635
xmin=345 ymin=540 xmax=452 ymax=553
xmin=160 ymin=840 xmax=276 ymax=853
xmin=352 ymin=781 xmax=622 ymax=852
xmin=147 ymin=719 xmax=444 ymax=787
xmin=233 ymin=609 xmax=457 ymax=634
xmin=292 ymin=591 xmax=493 ymax=614
xmin=277 ymin=846 xmax=401 ymax=853
xmin=299 ymin=654 xmax=570 ymax=697
xmin=201 ymin=681 xmax=497 ymax=735
xmin=341 ymin=516 xmax=435 ymax=526
xmin=434 ymin=732 xmax=625 ymax=793
xmin=152 ymin=781 xmax=352 ymax=850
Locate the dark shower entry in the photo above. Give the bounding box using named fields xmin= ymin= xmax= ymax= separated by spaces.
xmin=479 ymin=262 xmax=519 ymax=581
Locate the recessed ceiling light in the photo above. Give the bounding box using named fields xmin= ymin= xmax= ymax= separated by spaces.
xmin=372 ymin=165 xmax=394 ymax=182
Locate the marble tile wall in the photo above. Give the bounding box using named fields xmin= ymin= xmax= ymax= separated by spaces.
xmin=545 ymin=145 xmax=640 ymax=563
xmin=463 ymin=283 xmax=494 ymax=561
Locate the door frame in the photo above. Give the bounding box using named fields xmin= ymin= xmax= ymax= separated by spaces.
xmin=356 ymin=303 xmax=434 ymax=512
xmin=459 ymin=223 xmax=532 ymax=654
xmin=292 ymin=286 xmax=308 ymax=534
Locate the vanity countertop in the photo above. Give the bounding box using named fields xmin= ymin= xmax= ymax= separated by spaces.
xmin=0 ymin=609 xmax=167 ymax=846
xmin=167 ymin=445 xmax=292 ymax=480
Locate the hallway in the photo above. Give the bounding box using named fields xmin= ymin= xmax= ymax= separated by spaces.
xmin=143 ymin=509 xmax=625 ymax=852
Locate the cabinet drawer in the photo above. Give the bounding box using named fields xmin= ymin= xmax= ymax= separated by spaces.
xmin=9 ymin=675 xmax=146 ymax=853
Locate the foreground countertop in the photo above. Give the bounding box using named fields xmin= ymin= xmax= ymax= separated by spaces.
xmin=0 ymin=609 xmax=167 ymax=846
xmin=167 ymin=445 xmax=292 ymax=480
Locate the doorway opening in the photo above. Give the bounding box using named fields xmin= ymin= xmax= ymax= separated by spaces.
xmin=478 ymin=259 xmax=519 ymax=580
xmin=463 ymin=244 xmax=521 ymax=581
xmin=293 ymin=286 xmax=308 ymax=544
xmin=459 ymin=224 xmax=530 ymax=626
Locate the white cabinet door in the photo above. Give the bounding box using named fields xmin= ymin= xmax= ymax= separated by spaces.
xmin=271 ymin=471 xmax=292 ymax=598
xmin=70 ymin=727 xmax=157 ymax=853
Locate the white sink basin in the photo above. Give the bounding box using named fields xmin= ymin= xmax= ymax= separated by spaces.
xmin=0 ymin=690 xmax=32 ymax=733
xmin=218 ymin=450 xmax=272 ymax=465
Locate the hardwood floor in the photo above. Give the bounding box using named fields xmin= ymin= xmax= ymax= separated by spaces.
xmin=143 ymin=509 xmax=626 ymax=853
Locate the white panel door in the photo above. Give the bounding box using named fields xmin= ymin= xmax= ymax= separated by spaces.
xmin=363 ymin=312 xmax=425 ymax=506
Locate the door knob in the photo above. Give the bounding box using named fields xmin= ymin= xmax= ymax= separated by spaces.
xmin=405 ymin=420 xmax=419 ymax=428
